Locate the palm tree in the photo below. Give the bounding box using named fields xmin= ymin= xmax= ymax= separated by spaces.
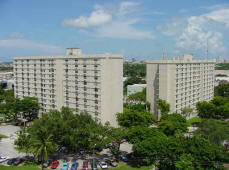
xmin=29 ymin=130 xmax=56 ymax=170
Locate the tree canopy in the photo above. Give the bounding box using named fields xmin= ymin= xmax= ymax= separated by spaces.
xmin=116 ymin=108 xmax=155 ymax=129
xmin=215 ymin=84 xmax=229 ymax=98
xmin=195 ymin=119 xmax=229 ymax=146
xmin=197 ymin=96 xmax=229 ymax=119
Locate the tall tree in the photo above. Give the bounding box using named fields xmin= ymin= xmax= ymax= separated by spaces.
xmin=20 ymin=97 xmax=40 ymax=121
xmin=117 ymin=108 xmax=155 ymax=128
xmin=195 ymin=119 xmax=229 ymax=146
xmin=157 ymin=99 xmax=170 ymax=115
xmin=215 ymin=84 xmax=229 ymax=98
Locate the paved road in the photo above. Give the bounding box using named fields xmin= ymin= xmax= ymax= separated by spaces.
xmin=0 ymin=125 xmax=25 ymax=158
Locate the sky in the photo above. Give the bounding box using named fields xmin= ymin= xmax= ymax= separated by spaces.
xmin=1 ymin=0 xmax=229 ymax=61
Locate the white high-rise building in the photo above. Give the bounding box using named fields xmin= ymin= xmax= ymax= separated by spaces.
xmin=14 ymin=48 xmax=123 ymax=126
xmin=146 ymin=54 xmax=215 ymax=118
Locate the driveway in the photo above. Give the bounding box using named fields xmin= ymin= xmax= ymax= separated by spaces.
xmin=0 ymin=125 xmax=26 ymax=158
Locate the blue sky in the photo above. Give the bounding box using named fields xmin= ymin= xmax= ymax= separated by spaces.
xmin=1 ymin=0 xmax=229 ymax=61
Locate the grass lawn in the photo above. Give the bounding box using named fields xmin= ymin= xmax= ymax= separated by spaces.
xmin=0 ymin=165 xmax=41 ymax=170
xmin=0 ymin=133 xmax=8 ymax=138
xmin=110 ymin=162 xmax=154 ymax=170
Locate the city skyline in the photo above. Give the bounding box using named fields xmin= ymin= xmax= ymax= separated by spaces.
xmin=1 ymin=0 xmax=229 ymax=61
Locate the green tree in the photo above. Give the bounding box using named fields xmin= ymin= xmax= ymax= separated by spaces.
xmin=123 ymin=63 xmax=146 ymax=78
xmin=196 ymin=101 xmax=216 ymax=119
xmin=215 ymin=84 xmax=229 ymax=98
xmin=117 ymin=108 xmax=155 ymax=128
xmin=195 ymin=119 xmax=229 ymax=146
xmin=181 ymin=107 xmax=193 ymax=118
xmin=157 ymin=99 xmax=170 ymax=115
xmin=28 ymin=126 xmax=56 ymax=170
xmin=175 ymin=154 xmax=195 ymax=170
xmin=104 ymin=123 xmax=127 ymax=158
xmin=158 ymin=114 xmax=188 ymax=136
xmin=20 ymin=97 xmax=40 ymax=121
xmin=197 ymin=97 xmax=229 ymax=119
xmin=127 ymin=88 xmax=146 ymax=103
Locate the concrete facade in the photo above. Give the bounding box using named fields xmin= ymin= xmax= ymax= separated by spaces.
xmin=147 ymin=54 xmax=215 ymax=119
xmin=13 ymin=49 xmax=123 ymax=127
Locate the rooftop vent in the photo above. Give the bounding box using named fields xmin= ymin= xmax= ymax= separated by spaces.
xmin=66 ymin=48 xmax=82 ymax=56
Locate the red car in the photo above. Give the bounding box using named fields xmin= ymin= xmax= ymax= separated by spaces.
xmin=51 ymin=160 xmax=59 ymax=169
xmin=82 ymin=161 xmax=89 ymax=170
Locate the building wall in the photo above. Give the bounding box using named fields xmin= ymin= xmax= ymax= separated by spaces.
xmin=147 ymin=57 xmax=215 ymax=118
xmin=14 ymin=50 xmax=123 ymax=127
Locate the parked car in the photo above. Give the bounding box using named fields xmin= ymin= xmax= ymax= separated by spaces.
xmin=71 ymin=161 xmax=79 ymax=170
xmin=22 ymin=155 xmax=34 ymax=161
xmin=119 ymin=154 xmax=128 ymax=162
xmin=51 ymin=160 xmax=59 ymax=169
xmin=62 ymin=162 xmax=69 ymax=170
xmin=13 ymin=157 xmax=24 ymax=166
xmin=0 ymin=155 xmax=9 ymax=163
xmin=90 ymin=160 xmax=97 ymax=170
xmin=7 ymin=158 xmax=17 ymax=165
xmin=99 ymin=161 xmax=108 ymax=169
xmin=82 ymin=161 xmax=89 ymax=170
xmin=42 ymin=159 xmax=52 ymax=168
xmin=104 ymin=159 xmax=118 ymax=167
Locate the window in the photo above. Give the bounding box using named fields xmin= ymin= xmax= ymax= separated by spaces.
xmin=95 ymin=88 xmax=98 ymax=92
xmin=95 ymin=94 xmax=98 ymax=98
xmin=84 ymin=81 xmax=87 ymax=85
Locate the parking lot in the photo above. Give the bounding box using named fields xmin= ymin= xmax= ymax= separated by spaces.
xmin=0 ymin=124 xmax=133 ymax=169
xmin=0 ymin=125 xmax=26 ymax=158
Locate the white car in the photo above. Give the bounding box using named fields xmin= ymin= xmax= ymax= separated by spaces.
xmin=99 ymin=161 xmax=108 ymax=169
xmin=0 ymin=156 xmax=10 ymax=163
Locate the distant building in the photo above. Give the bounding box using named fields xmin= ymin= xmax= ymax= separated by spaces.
xmin=0 ymin=72 xmax=13 ymax=79
xmin=14 ymin=48 xmax=123 ymax=127
xmin=147 ymin=54 xmax=215 ymax=119
xmin=127 ymin=84 xmax=146 ymax=96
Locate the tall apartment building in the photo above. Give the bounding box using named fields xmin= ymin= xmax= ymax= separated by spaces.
xmin=146 ymin=54 xmax=215 ymax=119
xmin=14 ymin=48 xmax=123 ymax=127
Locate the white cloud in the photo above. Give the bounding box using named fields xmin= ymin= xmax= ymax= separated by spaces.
xmin=9 ymin=32 xmax=25 ymax=39
xmin=62 ymin=9 xmax=112 ymax=28
xmin=158 ymin=7 xmax=229 ymax=56
xmin=0 ymin=39 xmax=63 ymax=53
xmin=97 ymin=19 xmax=154 ymax=39
xmin=61 ymin=1 xmax=154 ymax=39
xmin=119 ymin=1 xmax=139 ymax=16
xmin=204 ymin=8 xmax=229 ymax=27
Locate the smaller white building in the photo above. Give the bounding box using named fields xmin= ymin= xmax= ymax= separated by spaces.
xmin=127 ymin=84 xmax=146 ymax=96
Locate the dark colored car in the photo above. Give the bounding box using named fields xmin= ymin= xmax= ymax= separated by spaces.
xmin=42 ymin=159 xmax=52 ymax=168
xmin=22 ymin=155 xmax=34 ymax=161
xmin=13 ymin=157 xmax=24 ymax=166
xmin=7 ymin=158 xmax=17 ymax=165
xmin=90 ymin=160 xmax=98 ymax=170
xmin=71 ymin=161 xmax=79 ymax=170
xmin=82 ymin=161 xmax=89 ymax=170
xmin=104 ymin=159 xmax=118 ymax=167
xmin=51 ymin=160 xmax=59 ymax=169
xmin=119 ymin=154 xmax=128 ymax=162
